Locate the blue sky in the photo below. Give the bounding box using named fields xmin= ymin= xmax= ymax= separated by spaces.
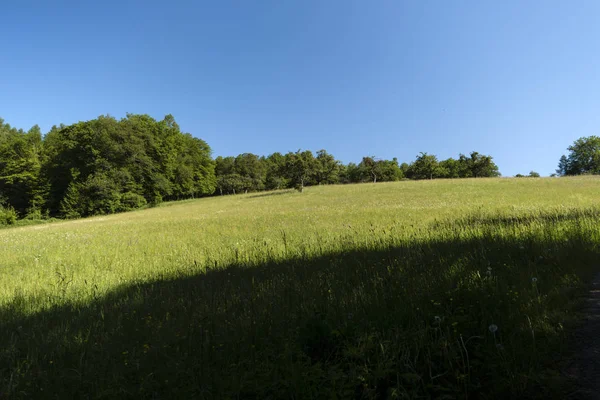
xmin=2 ymin=1 xmax=599 ymax=176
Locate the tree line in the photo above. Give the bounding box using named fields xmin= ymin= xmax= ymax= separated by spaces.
xmin=3 ymin=112 xmax=597 ymax=224
xmin=0 ymin=114 xmax=502 ymax=221
xmin=21 ymin=112 xmax=599 ymax=222
xmin=215 ymin=151 xmax=500 ymax=194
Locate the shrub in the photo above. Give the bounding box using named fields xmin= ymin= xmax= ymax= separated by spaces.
xmin=150 ymin=193 xmax=163 ymax=206
xmin=119 ymin=192 xmax=148 ymax=211
xmin=0 ymin=206 xmax=17 ymax=226
xmin=24 ymin=208 xmax=44 ymax=220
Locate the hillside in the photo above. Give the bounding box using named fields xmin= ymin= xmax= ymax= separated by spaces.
xmin=1 ymin=177 xmax=600 ymax=398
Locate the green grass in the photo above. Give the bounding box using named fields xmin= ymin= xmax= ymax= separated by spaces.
xmin=1 ymin=177 xmax=600 ymax=398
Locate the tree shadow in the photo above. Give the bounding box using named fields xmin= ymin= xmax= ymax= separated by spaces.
xmin=1 ymin=211 xmax=598 ymax=399
xmin=245 ymin=189 xmax=296 ymax=199
xmin=431 ymin=207 xmax=600 ymax=230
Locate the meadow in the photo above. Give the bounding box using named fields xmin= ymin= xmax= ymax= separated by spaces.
xmin=1 ymin=177 xmax=600 ymax=399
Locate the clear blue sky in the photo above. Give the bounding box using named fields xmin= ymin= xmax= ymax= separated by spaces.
xmin=2 ymin=1 xmax=599 ymax=176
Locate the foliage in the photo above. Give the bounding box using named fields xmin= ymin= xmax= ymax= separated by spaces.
xmin=1 ymin=115 xmax=507 ymax=218
xmin=0 ymin=115 xmax=518 ymax=222
xmin=264 ymin=152 xmax=289 ymax=190
xmin=406 ymin=152 xmax=443 ymax=180
xmin=355 ymin=156 xmax=403 ymax=183
xmin=557 ymin=136 xmax=600 ymax=176
xmin=41 ymin=114 xmax=215 ymax=217
xmin=515 ymin=171 xmax=540 ymax=178
xmin=285 ymin=150 xmax=316 ymax=192
xmin=0 ymin=120 xmax=44 ymax=216
xmin=458 ymin=151 xmax=501 ymax=178
xmin=0 ymin=205 xmax=17 ymax=225
xmin=314 ymin=149 xmax=342 ymax=185
xmin=439 ymin=157 xmax=461 ymax=178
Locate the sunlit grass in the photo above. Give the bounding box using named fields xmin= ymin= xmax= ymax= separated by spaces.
xmin=1 ymin=176 xmax=599 ymax=398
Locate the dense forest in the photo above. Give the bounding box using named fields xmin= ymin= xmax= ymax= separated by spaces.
xmin=2 ymin=114 xmax=594 ymax=223
xmin=0 ymin=115 xmax=215 ymax=222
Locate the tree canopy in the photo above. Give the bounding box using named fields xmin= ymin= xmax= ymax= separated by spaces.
xmin=0 ymin=120 xmax=44 ymax=216
xmin=0 ymin=115 xmax=215 ymax=220
xmin=556 ymin=136 xmax=600 ymax=176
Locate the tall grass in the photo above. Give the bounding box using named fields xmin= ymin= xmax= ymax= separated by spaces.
xmin=0 ymin=177 xmax=599 ymax=398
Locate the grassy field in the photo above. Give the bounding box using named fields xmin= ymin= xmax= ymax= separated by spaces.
xmin=1 ymin=177 xmax=600 ymax=398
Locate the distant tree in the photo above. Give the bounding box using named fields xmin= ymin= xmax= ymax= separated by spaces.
xmin=556 ymin=136 xmax=600 ymax=176
xmin=360 ymin=156 xmax=379 ymax=183
xmin=285 ymin=150 xmax=316 ymax=192
xmin=528 ymin=171 xmax=540 ymax=178
xmin=314 ymin=150 xmax=342 ymax=185
xmin=458 ymin=152 xmax=501 ymax=178
xmin=342 ymin=162 xmax=363 ymax=183
xmin=378 ymin=158 xmax=404 ymax=181
xmin=438 ymin=158 xmax=460 ymax=178
xmin=217 ymin=173 xmax=246 ymax=195
xmin=215 ymin=156 xmax=235 ymax=177
xmin=264 ymin=152 xmax=289 ymax=190
xmin=215 ymin=156 xmax=235 ymax=195
xmin=234 ymin=153 xmax=266 ymax=192
xmin=556 ymin=155 xmax=569 ymax=176
xmin=407 ymin=152 xmax=442 ymax=180
xmin=515 ymin=174 xmax=525 ymax=178
xmin=399 ymin=162 xmax=410 ymax=178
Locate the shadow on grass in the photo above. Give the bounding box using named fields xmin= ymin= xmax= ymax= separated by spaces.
xmin=431 ymin=207 xmax=600 ymax=230
xmin=1 ymin=212 xmax=599 ymax=399
xmin=245 ymin=189 xmax=296 ymax=199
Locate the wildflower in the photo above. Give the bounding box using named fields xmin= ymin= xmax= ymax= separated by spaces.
xmin=532 ymin=277 xmax=538 ymax=283
xmin=489 ymin=324 xmax=498 ymax=334
xmin=434 ymin=316 xmax=442 ymax=324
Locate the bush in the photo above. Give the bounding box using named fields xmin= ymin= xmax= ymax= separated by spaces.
xmin=60 ymin=174 xmax=122 ymax=217
xmin=150 ymin=193 xmax=163 ymax=206
xmin=119 ymin=192 xmax=147 ymax=211
xmin=24 ymin=208 xmax=45 ymax=220
xmin=0 ymin=206 xmax=18 ymax=226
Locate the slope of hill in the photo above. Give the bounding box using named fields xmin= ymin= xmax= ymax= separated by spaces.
xmin=1 ymin=177 xmax=599 ymax=398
